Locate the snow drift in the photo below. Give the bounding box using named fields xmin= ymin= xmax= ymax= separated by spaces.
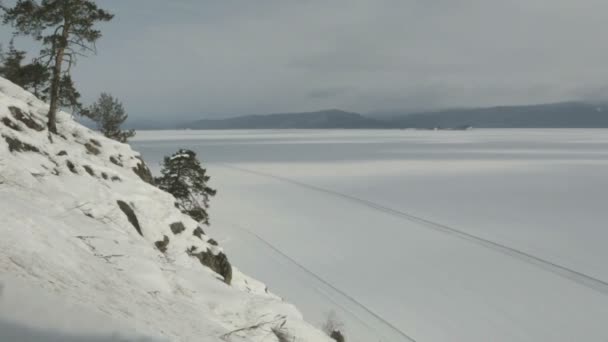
xmin=0 ymin=77 xmax=332 ymax=342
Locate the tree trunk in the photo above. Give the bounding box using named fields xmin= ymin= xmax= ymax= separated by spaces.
xmin=46 ymin=24 xmax=69 ymax=134
xmin=47 ymin=50 xmax=63 ymax=133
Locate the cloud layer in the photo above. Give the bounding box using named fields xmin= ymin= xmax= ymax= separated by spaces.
xmin=7 ymin=0 xmax=608 ymax=119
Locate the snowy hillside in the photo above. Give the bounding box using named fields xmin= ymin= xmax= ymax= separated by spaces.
xmin=0 ymin=77 xmax=333 ymax=342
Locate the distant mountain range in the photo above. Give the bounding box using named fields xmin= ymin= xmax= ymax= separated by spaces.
xmin=379 ymin=102 xmax=608 ymax=129
xmin=179 ymin=109 xmax=388 ymax=129
xmin=131 ymin=101 xmax=608 ymax=130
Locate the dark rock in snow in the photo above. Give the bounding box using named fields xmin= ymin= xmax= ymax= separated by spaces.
xmin=84 ymin=142 xmax=100 ymax=155
xmin=109 ymin=155 xmax=123 ymax=166
xmin=193 ymin=226 xmax=205 ymax=239
xmin=66 ymin=160 xmax=77 ymax=174
xmin=132 ymin=156 xmax=154 ymax=184
xmin=170 ymin=222 xmax=186 ymax=235
xmin=1 ymin=117 xmax=21 ymax=131
xmin=83 ymin=165 xmax=95 ymax=176
xmin=8 ymin=106 xmax=44 ymax=131
xmin=331 ymin=330 xmax=345 ymax=342
xmin=116 ymin=200 xmax=143 ymax=236
xmin=2 ymin=135 xmax=39 ymax=153
xmin=187 ymin=247 xmax=232 ymax=285
xmin=155 ymin=235 xmax=170 ymax=253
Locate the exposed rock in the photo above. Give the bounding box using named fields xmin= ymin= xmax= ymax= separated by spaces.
xmin=101 ymin=172 xmax=109 ymax=180
xmin=170 ymin=222 xmax=186 ymax=235
xmin=3 ymin=135 xmax=39 ymax=153
xmin=89 ymin=139 xmax=101 ymax=147
xmin=57 ymin=150 xmax=68 ymax=156
xmin=111 ymin=175 xmax=121 ymax=182
xmin=188 ymin=247 xmax=233 ymax=285
xmin=83 ymin=165 xmax=95 ymax=176
xmin=8 ymin=106 xmax=44 ymax=131
xmin=109 ymin=155 xmax=123 ymax=166
xmin=207 ymin=238 xmax=218 ymax=246
xmin=272 ymin=327 xmax=293 ymax=342
xmin=155 ymin=235 xmax=170 ymax=253
xmin=66 ymin=160 xmax=77 ymax=174
xmin=132 ymin=156 xmax=154 ymax=184
xmin=84 ymin=142 xmax=101 ymax=155
xmin=116 ymin=200 xmax=143 ymax=236
xmin=2 ymin=117 xmax=21 ymax=131
xmin=330 ymin=330 xmax=345 ymax=342
xmin=193 ymin=226 xmax=206 ymax=239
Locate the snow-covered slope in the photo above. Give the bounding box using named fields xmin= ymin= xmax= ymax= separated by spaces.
xmin=0 ymin=77 xmax=332 ymax=342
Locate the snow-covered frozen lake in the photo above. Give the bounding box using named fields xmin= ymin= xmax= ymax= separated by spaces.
xmin=133 ymin=129 xmax=608 ymax=342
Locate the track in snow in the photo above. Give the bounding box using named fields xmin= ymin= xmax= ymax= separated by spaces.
xmin=216 ymin=163 xmax=608 ymax=296
xmin=221 ymin=220 xmax=417 ymax=342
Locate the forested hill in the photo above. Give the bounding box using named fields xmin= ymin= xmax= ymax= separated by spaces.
xmin=378 ymin=102 xmax=608 ymax=129
xmin=142 ymin=102 xmax=608 ymax=130
xmin=180 ymin=109 xmax=388 ymax=129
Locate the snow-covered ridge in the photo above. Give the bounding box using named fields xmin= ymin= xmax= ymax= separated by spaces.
xmin=0 ymin=77 xmax=332 ymax=342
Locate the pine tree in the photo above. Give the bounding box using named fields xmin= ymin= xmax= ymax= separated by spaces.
xmin=155 ymin=150 xmax=217 ymax=225
xmin=0 ymin=40 xmax=51 ymax=98
xmin=0 ymin=40 xmax=27 ymax=84
xmin=1 ymin=0 xmax=113 ymax=134
xmin=86 ymin=92 xmax=134 ymax=143
xmin=20 ymin=61 xmax=49 ymax=98
xmin=56 ymin=74 xmax=82 ymax=114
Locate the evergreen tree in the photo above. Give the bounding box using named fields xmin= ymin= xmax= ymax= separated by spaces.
xmin=155 ymin=150 xmax=217 ymax=225
xmin=86 ymin=92 xmax=134 ymax=143
xmin=56 ymin=74 xmax=82 ymax=114
xmin=20 ymin=61 xmax=50 ymax=98
xmin=2 ymin=0 xmax=113 ymax=134
xmin=0 ymin=40 xmax=51 ymax=98
xmin=0 ymin=40 xmax=27 ymax=84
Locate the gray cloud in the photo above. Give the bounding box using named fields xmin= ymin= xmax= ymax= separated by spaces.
xmin=4 ymin=0 xmax=608 ymax=119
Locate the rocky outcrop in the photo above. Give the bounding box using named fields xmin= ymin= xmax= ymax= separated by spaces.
xmin=132 ymin=156 xmax=154 ymax=184
xmin=170 ymin=222 xmax=186 ymax=235
xmin=155 ymin=235 xmax=170 ymax=253
xmin=116 ymin=200 xmax=143 ymax=236
xmin=188 ymin=246 xmax=232 ymax=285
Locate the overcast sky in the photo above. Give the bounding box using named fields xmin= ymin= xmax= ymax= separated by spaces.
xmin=3 ymin=0 xmax=608 ymax=120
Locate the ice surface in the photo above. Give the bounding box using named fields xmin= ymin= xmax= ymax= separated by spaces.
xmin=133 ymin=129 xmax=608 ymax=342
